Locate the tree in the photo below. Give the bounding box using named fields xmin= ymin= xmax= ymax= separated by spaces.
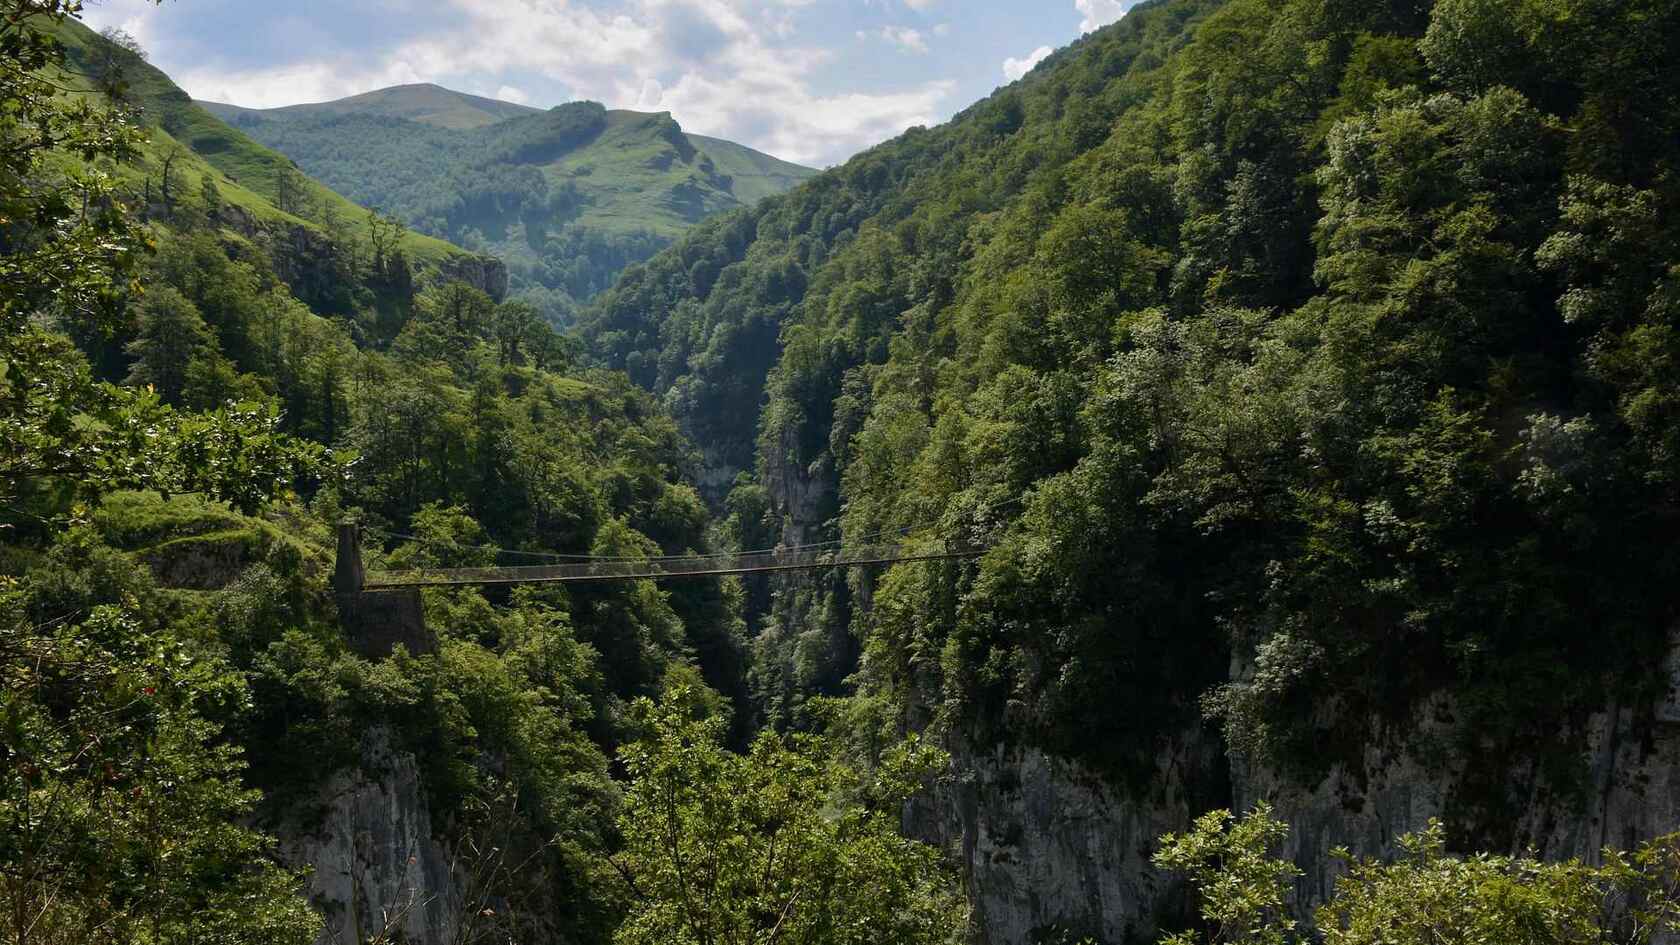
xmin=612 ymin=690 xmax=967 ymax=945
xmin=0 ymin=546 xmax=320 ymax=945
xmin=90 ymin=25 xmax=146 ymax=100
xmin=0 ymin=6 xmax=325 ymax=937
xmin=1153 ymin=806 xmax=1299 ymax=945
xmin=1154 ymin=807 xmax=1680 ymax=945
xmin=492 ymin=300 xmax=542 ymax=366
xmin=157 ymin=146 xmax=184 ymax=216
xmin=125 ymin=286 xmax=212 ymax=405
xmin=275 ymin=166 xmax=302 ymax=216
xmin=0 ymin=0 xmax=320 ymax=517
xmin=0 ymin=2 xmax=147 ymax=330
xmin=365 ymin=209 xmax=403 ymax=275
xmin=200 ymin=171 xmax=223 ymax=219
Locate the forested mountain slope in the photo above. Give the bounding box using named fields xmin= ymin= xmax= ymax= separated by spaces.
xmin=5 ymin=14 xmax=754 ymax=942
xmin=202 ymin=88 xmax=817 ymax=323
xmin=581 ymin=0 xmax=1680 ymax=934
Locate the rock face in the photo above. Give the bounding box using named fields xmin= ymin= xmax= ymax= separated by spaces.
xmin=760 ymin=426 xmax=836 ymax=548
xmin=751 ymin=406 xmax=1680 ymax=944
xmin=754 ymin=428 xmax=857 ymax=718
xmin=1237 ymin=639 xmax=1680 ymax=910
xmin=906 ymin=631 xmax=1680 ymax=944
xmin=277 ymin=728 xmax=462 ymax=945
xmin=140 ymin=530 xmax=279 ymax=590
xmin=909 ymin=738 xmax=1221 ymax=945
xmin=434 ymin=251 xmax=509 ymax=301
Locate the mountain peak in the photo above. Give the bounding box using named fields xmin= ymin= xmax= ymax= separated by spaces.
xmin=200 ymin=80 xmax=817 ymax=321
xmin=201 ymin=82 xmax=542 ymax=130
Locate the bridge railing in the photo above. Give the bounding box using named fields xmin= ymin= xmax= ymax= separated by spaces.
xmin=361 ymin=542 xmax=982 ymax=589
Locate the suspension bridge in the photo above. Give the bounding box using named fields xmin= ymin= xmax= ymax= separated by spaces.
xmin=331 ymin=521 xmax=985 ymax=658
xmin=334 ymin=523 xmax=984 ymax=593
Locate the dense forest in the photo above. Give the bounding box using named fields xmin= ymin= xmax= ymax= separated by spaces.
xmin=7 ymin=0 xmax=1680 ymax=942
xmin=583 ymin=0 xmax=1680 ymax=832
xmin=207 ymin=94 xmax=816 ymax=324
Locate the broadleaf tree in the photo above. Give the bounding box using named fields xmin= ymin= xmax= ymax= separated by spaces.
xmin=613 ymin=689 xmax=967 ymax=945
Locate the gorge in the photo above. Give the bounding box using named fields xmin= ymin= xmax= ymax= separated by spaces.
xmin=3 ymin=0 xmax=1680 ymax=942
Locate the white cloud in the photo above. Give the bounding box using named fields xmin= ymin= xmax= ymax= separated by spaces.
xmin=1075 ymin=0 xmax=1133 ymax=32
xmin=182 ymin=59 xmax=429 ymax=108
xmin=875 ymin=25 xmax=929 ymax=54
xmin=904 ymin=0 xmax=937 ymax=8
xmin=495 ymin=84 xmax=530 ymax=104
xmin=86 ymin=0 xmax=956 ymax=165
xmin=1002 ymin=44 xmax=1052 ymax=81
xmin=635 ymin=78 xmax=665 ymax=110
xmin=426 ymin=0 xmax=958 ymax=164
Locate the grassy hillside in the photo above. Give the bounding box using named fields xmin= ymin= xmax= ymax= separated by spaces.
xmin=686 ymin=133 xmax=817 ymax=205
xmin=203 ymin=88 xmax=812 ymax=202
xmin=49 ymin=20 xmax=484 ymax=277
xmin=201 ymin=86 xmax=818 ymax=321
xmin=544 ymin=109 xmax=738 ymax=238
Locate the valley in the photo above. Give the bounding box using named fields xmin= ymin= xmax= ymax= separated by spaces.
xmin=203 ymin=86 xmax=816 ymax=323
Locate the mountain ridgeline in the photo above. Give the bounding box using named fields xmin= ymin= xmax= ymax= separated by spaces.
xmin=202 ymin=87 xmax=817 ymax=323
xmin=581 ymin=0 xmax=1680 ymax=932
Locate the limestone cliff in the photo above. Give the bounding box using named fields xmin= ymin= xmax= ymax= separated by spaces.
xmin=276 ymin=728 xmax=464 ymax=945
xmin=903 ymin=630 xmax=1680 ymax=944
xmin=753 ymin=422 xmax=855 ymax=722
xmin=909 ymin=738 xmax=1219 ymax=944
xmin=1235 ymin=631 xmax=1680 ymax=910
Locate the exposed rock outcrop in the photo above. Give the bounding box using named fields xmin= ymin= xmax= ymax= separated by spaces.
xmin=433 ymin=251 xmax=509 ymax=301
xmin=910 ymin=737 xmax=1221 ymax=945
xmin=277 ymin=728 xmax=462 ymax=945
xmin=140 ymin=530 xmax=270 ymax=590
xmin=1236 ymin=630 xmax=1680 ymax=910
xmin=905 ymin=630 xmax=1680 ymax=944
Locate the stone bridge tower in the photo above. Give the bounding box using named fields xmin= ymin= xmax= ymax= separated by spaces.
xmin=334 ymin=522 xmax=434 ymax=658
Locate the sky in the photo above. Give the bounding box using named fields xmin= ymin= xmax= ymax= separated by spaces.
xmin=81 ymin=0 xmax=1144 ymax=167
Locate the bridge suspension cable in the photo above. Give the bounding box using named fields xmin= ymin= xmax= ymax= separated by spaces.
xmin=341 ymin=518 xmax=984 ymax=590
xmin=359 ymin=541 xmax=981 ymax=589
xmin=358 ymin=517 xmax=948 ymax=564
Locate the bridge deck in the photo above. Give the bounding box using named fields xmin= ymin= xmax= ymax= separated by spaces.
xmin=360 ymin=543 xmax=982 ymax=590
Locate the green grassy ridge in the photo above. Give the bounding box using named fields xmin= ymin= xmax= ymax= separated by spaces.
xmin=203 ymin=82 xmax=540 ymax=130
xmin=94 ymin=491 xmax=326 ymax=595
xmin=546 ymin=108 xmax=741 ymax=238
xmin=94 ymin=491 xmax=321 ymax=556
xmin=202 ymin=89 xmax=815 ymax=212
xmin=48 ymin=19 xmax=483 ymax=273
xmin=194 ymin=84 xmax=818 ymax=319
xmin=683 ymin=133 xmax=817 ymax=205
xmin=201 ymin=92 xmax=820 ymax=233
